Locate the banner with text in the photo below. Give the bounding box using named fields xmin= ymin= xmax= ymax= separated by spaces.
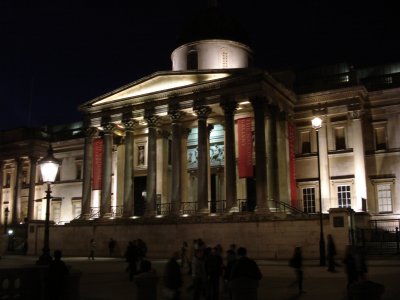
xmin=92 ymin=138 xmax=103 ymax=190
xmin=288 ymin=122 xmax=297 ymax=207
xmin=237 ymin=117 xmax=253 ymax=178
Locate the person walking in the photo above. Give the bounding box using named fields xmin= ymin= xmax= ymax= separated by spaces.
xmin=327 ymin=234 xmax=337 ymax=272
xmin=289 ymin=246 xmax=305 ymax=295
xmin=192 ymin=248 xmax=207 ymax=300
xmin=88 ymin=238 xmax=96 ymax=260
xmin=163 ymin=251 xmax=183 ymax=300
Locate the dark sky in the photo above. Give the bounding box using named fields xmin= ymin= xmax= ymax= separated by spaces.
xmin=0 ymin=0 xmax=397 ymax=131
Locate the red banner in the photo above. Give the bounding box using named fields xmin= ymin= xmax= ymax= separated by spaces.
xmin=288 ymin=122 xmax=297 ymax=207
xmin=92 ymin=138 xmax=103 ymax=190
xmin=237 ymin=118 xmax=253 ymax=178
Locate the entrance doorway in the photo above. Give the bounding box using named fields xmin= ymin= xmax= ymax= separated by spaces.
xmin=246 ymin=175 xmax=256 ymax=212
xmin=134 ymin=176 xmax=147 ymax=216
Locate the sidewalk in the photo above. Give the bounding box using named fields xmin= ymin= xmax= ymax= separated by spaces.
xmin=1 ymin=255 xmax=400 ymax=300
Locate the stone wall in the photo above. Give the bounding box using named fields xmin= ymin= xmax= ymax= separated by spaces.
xmin=28 ymin=209 xmax=356 ymax=260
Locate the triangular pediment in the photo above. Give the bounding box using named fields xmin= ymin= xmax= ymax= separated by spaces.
xmin=83 ymin=71 xmax=232 ymax=108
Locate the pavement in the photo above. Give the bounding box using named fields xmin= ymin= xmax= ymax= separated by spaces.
xmin=1 ymin=255 xmax=400 ymax=300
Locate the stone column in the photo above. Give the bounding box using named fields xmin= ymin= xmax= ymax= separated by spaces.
xmin=350 ymin=110 xmax=367 ymax=211
xmin=81 ymin=127 xmax=96 ymax=218
xmin=276 ymin=111 xmax=291 ymax=203
xmin=169 ymin=111 xmax=184 ymax=215
xmin=265 ymin=111 xmax=276 ymax=202
xmin=318 ymin=123 xmax=330 ymax=212
xmin=180 ymin=128 xmax=191 ymax=210
xmin=122 ymin=119 xmax=137 ymax=217
xmin=12 ymin=158 xmax=23 ymax=224
xmin=194 ymin=105 xmax=211 ymax=213
xmin=27 ymin=156 xmax=37 ymax=221
xmin=100 ymin=123 xmax=114 ymax=217
xmin=145 ymin=114 xmax=159 ymax=216
xmin=221 ymin=101 xmax=238 ymax=212
xmin=251 ymin=99 xmax=269 ymax=212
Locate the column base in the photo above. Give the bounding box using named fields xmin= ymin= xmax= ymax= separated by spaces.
xmin=254 ymin=206 xmax=271 ymax=214
xmin=228 ymin=206 xmax=239 ymax=213
xmin=196 ymin=208 xmax=210 ymax=215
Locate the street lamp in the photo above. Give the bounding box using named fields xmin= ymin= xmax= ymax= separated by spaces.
xmin=4 ymin=207 xmax=9 ymax=234
xmin=36 ymin=145 xmax=61 ymax=265
xmin=311 ymin=116 xmax=326 ymax=266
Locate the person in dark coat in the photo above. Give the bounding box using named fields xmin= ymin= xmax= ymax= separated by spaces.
xmin=108 ymin=238 xmax=116 ymax=257
xmin=343 ymin=245 xmax=358 ymax=289
xmin=163 ymin=251 xmax=183 ymax=300
xmin=229 ymin=247 xmax=262 ymax=300
xmin=48 ymin=250 xmax=70 ymax=300
xmin=125 ymin=240 xmax=139 ymax=281
xmin=205 ymin=246 xmax=224 ymax=300
xmin=289 ymin=246 xmax=304 ymax=294
xmin=327 ymin=234 xmax=337 ymax=272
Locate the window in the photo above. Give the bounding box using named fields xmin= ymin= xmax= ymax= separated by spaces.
xmin=187 ymin=50 xmax=198 ymax=70
xmin=36 ymin=202 xmax=42 ymax=220
xmin=300 ymin=131 xmax=311 ymax=153
xmin=374 ymin=127 xmax=387 ymax=150
xmin=222 ymin=51 xmax=228 ymax=68
xmin=377 ymin=184 xmax=392 ymax=213
xmin=76 ymin=161 xmax=83 ymax=180
xmin=334 ymin=127 xmax=346 ymax=150
xmin=302 ymin=187 xmax=316 ymax=213
xmin=337 ymin=185 xmax=351 ymax=208
xmin=51 ymin=201 xmax=61 ymax=224
xmin=72 ymin=199 xmax=82 ymax=219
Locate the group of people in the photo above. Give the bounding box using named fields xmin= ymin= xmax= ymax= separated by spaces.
xmin=124 ymin=238 xmax=148 ymax=280
xmin=162 ymin=239 xmax=262 ymax=300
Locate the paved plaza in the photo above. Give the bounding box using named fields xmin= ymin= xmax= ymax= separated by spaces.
xmin=1 ymin=255 xmax=400 ymax=300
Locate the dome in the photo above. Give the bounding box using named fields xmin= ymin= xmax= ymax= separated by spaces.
xmin=176 ymin=6 xmax=250 ymax=48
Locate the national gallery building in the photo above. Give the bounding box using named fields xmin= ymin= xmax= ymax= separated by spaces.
xmin=1 ymin=7 xmax=399 ymax=258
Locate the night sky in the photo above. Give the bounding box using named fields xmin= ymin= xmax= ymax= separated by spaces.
xmin=0 ymin=1 xmax=397 ymax=131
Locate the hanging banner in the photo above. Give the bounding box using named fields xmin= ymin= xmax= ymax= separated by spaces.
xmin=288 ymin=122 xmax=297 ymax=207
xmin=92 ymin=138 xmax=103 ymax=190
xmin=237 ymin=117 xmax=253 ymax=178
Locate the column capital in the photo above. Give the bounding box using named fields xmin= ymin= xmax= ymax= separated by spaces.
xmin=220 ymin=101 xmax=237 ymax=115
xmin=145 ymin=115 xmax=159 ymax=128
xmin=84 ymin=127 xmax=98 ymax=138
xmin=123 ymin=119 xmax=138 ymax=131
xmin=102 ymin=123 xmax=115 ymax=135
xmin=348 ymin=110 xmax=364 ymax=120
xmin=169 ymin=111 xmax=185 ymax=123
xmin=182 ymin=128 xmax=192 ymax=138
xmin=194 ymin=106 xmax=211 ymax=119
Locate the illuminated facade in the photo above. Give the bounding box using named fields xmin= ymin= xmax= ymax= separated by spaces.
xmin=1 ymin=9 xmax=399 ymax=232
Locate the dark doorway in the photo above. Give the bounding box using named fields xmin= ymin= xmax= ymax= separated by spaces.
xmin=210 ymin=174 xmax=217 ymax=213
xmin=246 ymin=174 xmax=256 ymax=212
xmin=134 ymin=176 xmax=147 ymax=216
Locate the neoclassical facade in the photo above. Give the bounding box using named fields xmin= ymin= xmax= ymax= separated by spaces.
xmin=1 ymin=9 xmax=399 ymax=234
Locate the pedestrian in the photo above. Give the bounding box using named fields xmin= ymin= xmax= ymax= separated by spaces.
xmin=343 ymin=245 xmax=358 ymax=289
xmin=125 ymin=240 xmax=139 ymax=281
xmin=163 ymin=251 xmax=183 ymax=300
xmin=223 ymin=249 xmax=236 ymax=298
xmin=88 ymin=238 xmax=96 ymax=260
xmin=134 ymin=259 xmax=159 ymax=300
xmin=108 ymin=238 xmax=116 ymax=257
xmin=289 ymin=246 xmax=305 ymax=295
xmin=192 ymin=248 xmax=207 ymax=300
xmin=205 ymin=246 xmax=224 ymax=300
xmin=229 ymin=247 xmax=262 ymax=300
xmin=327 ymin=234 xmax=337 ymax=272
xmin=181 ymin=241 xmax=190 ymax=272
xmin=48 ymin=250 xmax=70 ymax=300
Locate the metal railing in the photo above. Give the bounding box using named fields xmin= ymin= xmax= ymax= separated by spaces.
xmin=89 ymin=207 xmax=100 ymax=219
xmin=355 ymin=219 xmax=400 ymax=255
xmin=110 ymin=206 xmax=123 ymax=218
xmin=156 ymin=203 xmax=172 ymax=215
xmin=181 ymin=201 xmax=198 ymax=215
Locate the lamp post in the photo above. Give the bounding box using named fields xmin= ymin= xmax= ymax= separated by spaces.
xmin=4 ymin=207 xmax=9 ymax=234
xmin=311 ymin=116 xmax=326 ymax=266
xmin=37 ymin=146 xmax=60 ymax=265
